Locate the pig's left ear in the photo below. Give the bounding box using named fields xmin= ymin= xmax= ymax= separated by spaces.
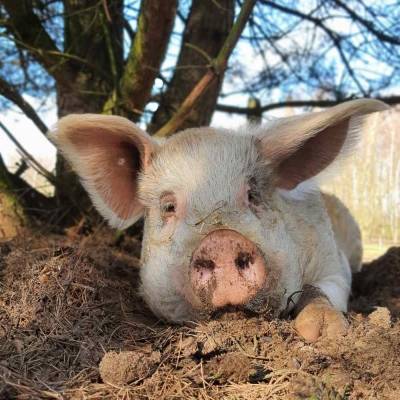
xmin=258 ymin=99 xmax=389 ymax=191
xmin=50 ymin=114 xmax=157 ymax=229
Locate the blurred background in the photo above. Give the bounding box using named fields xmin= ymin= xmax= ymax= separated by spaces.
xmin=0 ymin=0 xmax=399 ymax=259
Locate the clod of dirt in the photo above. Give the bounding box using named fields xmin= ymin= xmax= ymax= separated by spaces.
xmin=99 ymin=350 xmax=156 ymax=385
xmin=368 ymin=306 xmax=391 ymax=329
xmin=206 ymin=352 xmax=252 ymax=383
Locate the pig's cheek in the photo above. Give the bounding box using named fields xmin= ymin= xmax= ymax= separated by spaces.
xmin=169 ymin=263 xmax=202 ymax=312
xmin=249 ymin=204 xmax=264 ymax=218
xmin=160 ymin=202 xmax=187 ymax=239
xmin=170 ymin=263 xmax=190 ymax=296
xmin=162 ymin=218 xmax=176 ymax=237
xmin=237 ymin=183 xmax=250 ymax=208
xmin=156 ymin=218 xmax=180 ymax=243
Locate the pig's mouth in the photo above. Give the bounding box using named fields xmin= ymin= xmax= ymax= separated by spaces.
xmin=209 ymin=302 xmax=278 ymax=320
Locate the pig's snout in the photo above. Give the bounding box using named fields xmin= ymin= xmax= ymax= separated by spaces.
xmin=189 ymin=229 xmax=267 ymax=309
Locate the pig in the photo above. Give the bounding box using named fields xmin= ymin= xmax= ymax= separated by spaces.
xmin=51 ymin=99 xmax=388 ymax=342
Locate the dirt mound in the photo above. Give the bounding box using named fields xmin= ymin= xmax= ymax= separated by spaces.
xmin=0 ymin=231 xmax=399 ymax=399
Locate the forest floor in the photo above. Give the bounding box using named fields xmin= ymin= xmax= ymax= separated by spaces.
xmin=0 ymin=227 xmax=399 ymax=400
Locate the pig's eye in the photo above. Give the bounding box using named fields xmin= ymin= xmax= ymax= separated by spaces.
xmin=163 ymin=202 xmax=176 ymax=213
xmin=160 ymin=192 xmax=177 ymax=220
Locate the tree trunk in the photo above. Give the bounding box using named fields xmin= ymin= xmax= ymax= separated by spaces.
xmin=0 ymin=158 xmax=25 ymax=238
xmin=118 ymin=0 xmax=177 ymax=120
xmin=150 ymin=0 xmax=235 ymax=133
xmin=54 ymin=0 xmax=125 ymax=224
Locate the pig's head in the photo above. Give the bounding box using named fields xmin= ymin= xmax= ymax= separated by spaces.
xmin=52 ymin=99 xmax=387 ymax=322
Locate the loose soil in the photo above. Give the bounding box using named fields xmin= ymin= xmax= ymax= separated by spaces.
xmin=0 ymin=227 xmax=399 ymax=399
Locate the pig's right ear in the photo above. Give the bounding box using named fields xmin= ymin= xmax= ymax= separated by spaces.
xmin=50 ymin=114 xmax=157 ymax=229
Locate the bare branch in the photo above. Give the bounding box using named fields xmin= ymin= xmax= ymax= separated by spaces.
xmin=216 ymin=96 xmax=400 ymax=115
xmin=154 ymin=0 xmax=257 ymax=138
xmin=0 ymin=153 xmax=54 ymax=220
xmin=123 ymin=18 xmax=135 ymax=41
xmin=1 ymin=0 xmax=75 ymax=87
xmin=150 ymin=0 xmax=235 ymax=132
xmin=0 ymin=77 xmax=48 ymax=135
xmin=260 ymin=0 xmax=368 ymax=96
xmin=332 ymin=0 xmax=400 ymax=45
xmin=0 ymin=121 xmax=55 ymax=184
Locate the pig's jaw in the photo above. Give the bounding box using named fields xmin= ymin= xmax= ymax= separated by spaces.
xmin=140 ymin=280 xmax=196 ymax=323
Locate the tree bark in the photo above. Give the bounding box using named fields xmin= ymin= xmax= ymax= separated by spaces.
xmin=116 ymin=0 xmax=177 ymax=120
xmin=0 ymin=157 xmax=25 ymax=238
xmin=150 ymin=0 xmax=235 ymax=133
xmin=54 ymin=0 xmax=125 ymax=223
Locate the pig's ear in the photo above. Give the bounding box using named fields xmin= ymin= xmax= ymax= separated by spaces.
xmin=258 ymin=99 xmax=389 ymax=191
xmin=50 ymin=114 xmax=157 ymax=229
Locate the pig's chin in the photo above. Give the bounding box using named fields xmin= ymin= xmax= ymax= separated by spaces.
xmin=141 ymin=289 xmax=196 ymax=324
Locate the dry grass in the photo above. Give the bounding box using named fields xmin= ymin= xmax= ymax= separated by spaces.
xmin=1 ymin=229 xmax=400 ymax=399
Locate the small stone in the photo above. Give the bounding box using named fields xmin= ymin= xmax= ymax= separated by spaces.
xmin=99 ymin=351 xmax=156 ymax=386
xmin=180 ymin=336 xmax=197 ymax=357
xmin=210 ymin=352 xmax=252 ymax=383
xmin=38 ymin=273 xmax=50 ymax=284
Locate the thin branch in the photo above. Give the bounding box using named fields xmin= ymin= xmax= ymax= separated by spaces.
xmin=1 ymin=0 xmax=76 ymax=87
xmin=260 ymin=0 xmax=368 ymax=96
xmin=184 ymin=43 xmax=213 ymax=64
xmin=331 ymin=0 xmax=400 ymax=45
xmin=102 ymin=0 xmax=112 ymax=22
xmin=123 ymin=18 xmax=135 ymax=41
xmin=0 ymin=153 xmax=54 ymax=219
xmin=154 ymin=0 xmax=257 ymax=138
xmin=100 ymin=11 xmax=118 ymax=90
xmin=0 ymin=77 xmax=49 ymax=135
xmin=215 ymin=96 xmax=400 ymax=115
xmin=0 ymin=121 xmax=56 ymax=185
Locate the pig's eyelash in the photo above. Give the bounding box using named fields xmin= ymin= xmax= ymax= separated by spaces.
xmin=162 ymin=202 xmax=176 ymax=213
xmin=159 ymin=192 xmax=177 ymax=220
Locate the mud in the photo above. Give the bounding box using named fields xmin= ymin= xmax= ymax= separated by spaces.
xmin=0 ymin=228 xmax=399 ymax=399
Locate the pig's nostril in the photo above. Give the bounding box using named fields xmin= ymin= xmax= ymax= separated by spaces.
xmin=192 ymin=258 xmax=216 ymax=271
xmin=235 ymin=251 xmax=254 ymax=270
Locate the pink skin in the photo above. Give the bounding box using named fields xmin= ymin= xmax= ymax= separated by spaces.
xmin=237 ymin=183 xmax=251 ymax=208
xmin=189 ymin=229 xmax=267 ymax=308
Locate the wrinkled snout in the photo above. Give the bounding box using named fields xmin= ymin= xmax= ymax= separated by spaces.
xmin=189 ymin=229 xmax=267 ymax=309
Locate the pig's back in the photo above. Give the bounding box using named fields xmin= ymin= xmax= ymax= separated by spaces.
xmin=322 ymin=192 xmax=362 ymax=272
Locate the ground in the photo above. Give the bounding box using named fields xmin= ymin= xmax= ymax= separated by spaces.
xmin=0 ymin=227 xmax=399 ymax=399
